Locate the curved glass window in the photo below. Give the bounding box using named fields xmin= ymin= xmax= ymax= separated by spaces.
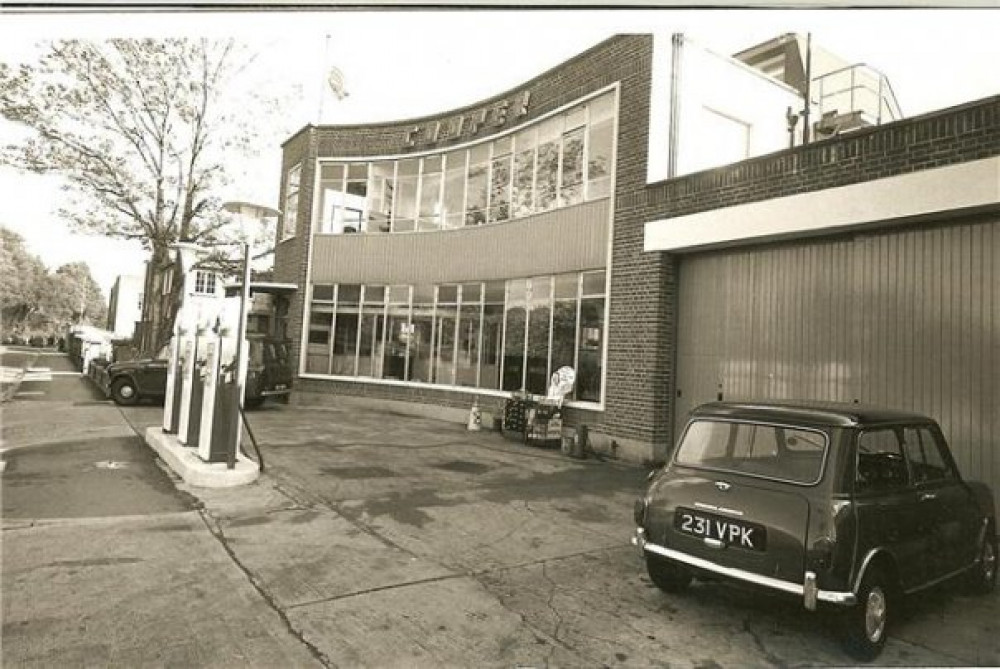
xmin=304 ymin=269 xmax=608 ymax=403
xmin=312 ymin=90 xmax=616 ymax=236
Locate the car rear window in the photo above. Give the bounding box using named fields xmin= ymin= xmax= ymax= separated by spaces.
xmin=674 ymin=419 xmax=828 ymax=485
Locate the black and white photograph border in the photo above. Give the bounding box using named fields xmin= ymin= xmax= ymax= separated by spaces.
xmin=1 ymin=2 xmax=998 ymax=667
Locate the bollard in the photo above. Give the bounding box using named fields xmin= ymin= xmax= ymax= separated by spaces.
xmin=467 ymin=398 xmax=482 ymax=431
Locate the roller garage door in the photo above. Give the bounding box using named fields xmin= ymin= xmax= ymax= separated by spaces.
xmin=674 ymin=216 xmax=1000 ymax=494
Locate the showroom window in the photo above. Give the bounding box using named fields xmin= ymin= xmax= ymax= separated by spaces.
xmin=311 ymin=90 xmax=616 ymax=236
xmin=304 ymin=270 xmax=607 ymax=403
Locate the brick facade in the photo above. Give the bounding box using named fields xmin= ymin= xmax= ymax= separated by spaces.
xmin=273 ymin=32 xmax=1000 ymax=465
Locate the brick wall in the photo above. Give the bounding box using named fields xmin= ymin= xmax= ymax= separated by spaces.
xmin=612 ymin=94 xmax=1000 ymax=459
xmin=273 ymin=35 xmax=667 ymax=457
xmin=273 ymin=32 xmax=1000 ymax=466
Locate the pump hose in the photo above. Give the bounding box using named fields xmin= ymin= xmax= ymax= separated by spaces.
xmin=238 ymin=406 xmax=265 ymax=473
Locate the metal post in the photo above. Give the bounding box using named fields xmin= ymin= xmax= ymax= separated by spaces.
xmin=229 ymin=241 xmax=251 ymax=469
xmin=802 ymin=33 xmax=812 ymax=145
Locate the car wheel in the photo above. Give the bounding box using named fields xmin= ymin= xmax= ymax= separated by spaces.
xmin=843 ymin=567 xmax=891 ymax=661
xmin=111 ymin=378 xmax=139 ymax=406
xmin=645 ymin=554 xmax=692 ymax=593
xmin=966 ymin=532 xmax=998 ymax=595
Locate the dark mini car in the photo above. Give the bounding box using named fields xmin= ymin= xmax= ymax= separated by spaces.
xmin=106 ymin=338 xmax=293 ymax=409
xmin=633 ymin=401 xmax=997 ymax=661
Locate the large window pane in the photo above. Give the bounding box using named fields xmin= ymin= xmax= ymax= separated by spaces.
xmin=488 ymin=137 xmax=512 ymax=223
xmin=588 ymin=94 xmax=615 ymax=200
xmin=502 ymin=279 xmax=527 ymax=391
xmin=408 ymin=284 xmax=434 ymax=383
xmin=332 ymin=306 xmax=359 ymax=375
xmin=577 ymin=296 xmax=605 ymax=402
xmin=417 ymin=155 xmax=443 ymax=231
xmin=481 ymin=281 xmax=505 ymax=391
xmin=383 ymin=287 xmax=410 ymax=380
xmin=526 ymin=277 xmax=552 ymax=395
xmin=358 ymin=287 xmax=386 ymax=378
xmin=306 ymin=307 xmax=332 ymax=374
xmin=442 ymin=150 xmax=467 ymax=229
xmin=282 ymin=163 xmax=301 ymax=240
xmin=332 ymin=284 xmax=361 ymax=375
xmin=367 ymin=162 xmax=395 ymax=233
xmin=465 ymin=144 xmax=489 ymax=226
xmin=536 ymin=118 xmax=560 ymax=212
xmin=394 ymin=159 xmax=418 ymax=232
xmin=457 ymin=301 xmax=481 ymax=388
xmin=317 ymin=164 xmax=344 ymax=234
xmin=344 ymin=163 xmax=368 ymax=233
xmin=489 ymin=152 xmax=512 ymax=223
xmin=433 ymin=304 xmax=457 ymax=385
xmin=551 ymin=300 xmax=578 ymax=397
xmin=560 ymin=126 xmax=585 ymax=207
xmin=513 ymin=128 xmax=536 ymax=218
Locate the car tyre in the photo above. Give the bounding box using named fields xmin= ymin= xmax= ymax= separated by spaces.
xmin=843 ymin=567 xmax=891 ymax=662
xmin=646 ymin=555 xmax=692 ymax=593
xmin=111 ymin=378 xmax=139 ymax=406
xmin=965 ymin=532 xmax=998 ymax=595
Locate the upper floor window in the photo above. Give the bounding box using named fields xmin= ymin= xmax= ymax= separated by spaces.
xmin=311 ymin=90 xmax=617 ymax=236
xmin=282 ymin=163 xmax=301 ymax=241
xmin=192 ymin=271 xmax=217 ymax=296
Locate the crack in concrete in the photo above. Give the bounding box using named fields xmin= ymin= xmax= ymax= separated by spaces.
xmin=195 ymin=506 xmax=335 ymax=669
xmin=741 ymin=617 xmax=788 ymax=668
xmin=284 ymin=572 xmax=465 ymax=610
xmin=540 ymin=560 xmax=566 ymax=665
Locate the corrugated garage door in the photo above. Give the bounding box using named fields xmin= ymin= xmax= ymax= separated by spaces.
xmin=675 ymin=216 xmax=999 ymax=494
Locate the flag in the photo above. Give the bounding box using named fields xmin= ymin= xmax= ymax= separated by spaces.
xmin=327 ymin=67 xmax=349 ymax=101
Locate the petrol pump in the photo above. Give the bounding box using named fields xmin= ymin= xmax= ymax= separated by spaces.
xmin=176 ymin=312 xmax=199 ymax=444
xmin=197 ymin=319 xmax=222 ymax=461
xmin=182 ymin=319 xmax=214 ymax=447
xmin=163 ymin=305 xmax=195 ymax=434
xmin=198 ymin=298 xmax=243 ymax=463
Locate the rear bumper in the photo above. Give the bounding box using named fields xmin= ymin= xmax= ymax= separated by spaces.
xmin=260 ymin=387 xmax=292 ymax=397
xmin=632 ymin=527 xmax=856 ymax=610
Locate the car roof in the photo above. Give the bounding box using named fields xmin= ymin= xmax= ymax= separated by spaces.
xmin=689 ymin=400 xmax=935 ymax=428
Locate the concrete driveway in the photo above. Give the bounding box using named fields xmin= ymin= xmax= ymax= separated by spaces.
xmin=122 ymin=401 xmax=1000 ymax=667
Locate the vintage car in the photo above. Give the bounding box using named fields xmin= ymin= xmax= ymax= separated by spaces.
xmin=632 ymin=401 xmax=997 ymax=661
xmin=106 ymin=337 xmax=293 ymax=409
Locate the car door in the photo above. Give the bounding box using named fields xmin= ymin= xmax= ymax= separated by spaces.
xmin=901 ymin=424 xmax=980 ymax=581
xmin=137 ymin=359 xmax=169 ymax=396
xmin=853 ymin=427 xmax=928 ymax=591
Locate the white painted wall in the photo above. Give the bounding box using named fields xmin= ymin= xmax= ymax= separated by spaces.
xmin=646 ymin=33 xmax=803 ymax=184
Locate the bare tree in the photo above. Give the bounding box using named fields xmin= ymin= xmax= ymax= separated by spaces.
xmin=1 ymin=39 xmax=279 ymax=354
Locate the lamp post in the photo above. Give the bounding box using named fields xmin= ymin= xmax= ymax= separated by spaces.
xmin=221 ymin=201 xmax=280 ymax=469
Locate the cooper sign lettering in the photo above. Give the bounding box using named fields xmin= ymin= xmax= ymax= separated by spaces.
xmin=405 ymin=91 xmax=531 ymax=148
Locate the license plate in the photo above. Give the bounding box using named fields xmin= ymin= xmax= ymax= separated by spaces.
xmin=674 ymin=508 xmax=766 ymax=551
xmin=275 ymin=384 xmax=287 ymax=390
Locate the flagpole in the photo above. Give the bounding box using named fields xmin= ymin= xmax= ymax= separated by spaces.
xmin=317 ymin=33 xmax=331 ymax=124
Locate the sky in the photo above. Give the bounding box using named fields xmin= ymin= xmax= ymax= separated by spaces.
xmin=1 ymin=7 xmax=999 ymax=298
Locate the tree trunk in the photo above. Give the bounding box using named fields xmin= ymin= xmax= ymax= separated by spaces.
xmin=140 ymin=243 xmax=184 ymax=357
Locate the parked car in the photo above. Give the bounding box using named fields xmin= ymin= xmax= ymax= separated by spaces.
xmin=106 ymin=337 xmax=293 ymax=408
xmin=633 ymin=401 xmax=997 ymax=661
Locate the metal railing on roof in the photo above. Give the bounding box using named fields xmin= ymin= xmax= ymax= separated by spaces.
xmin=812 ymin=63 xmax=903 ymax=126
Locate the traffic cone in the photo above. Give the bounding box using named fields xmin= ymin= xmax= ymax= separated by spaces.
xmin=467 ymin=398 xmax=482 ymax=431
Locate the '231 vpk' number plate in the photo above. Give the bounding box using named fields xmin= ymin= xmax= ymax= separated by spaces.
xmin=674 ymin=507 xmax=767 ymax=551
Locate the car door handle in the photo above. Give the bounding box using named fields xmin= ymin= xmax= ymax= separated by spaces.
xmin=919 ymin=492 xmax=937 ymax=502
